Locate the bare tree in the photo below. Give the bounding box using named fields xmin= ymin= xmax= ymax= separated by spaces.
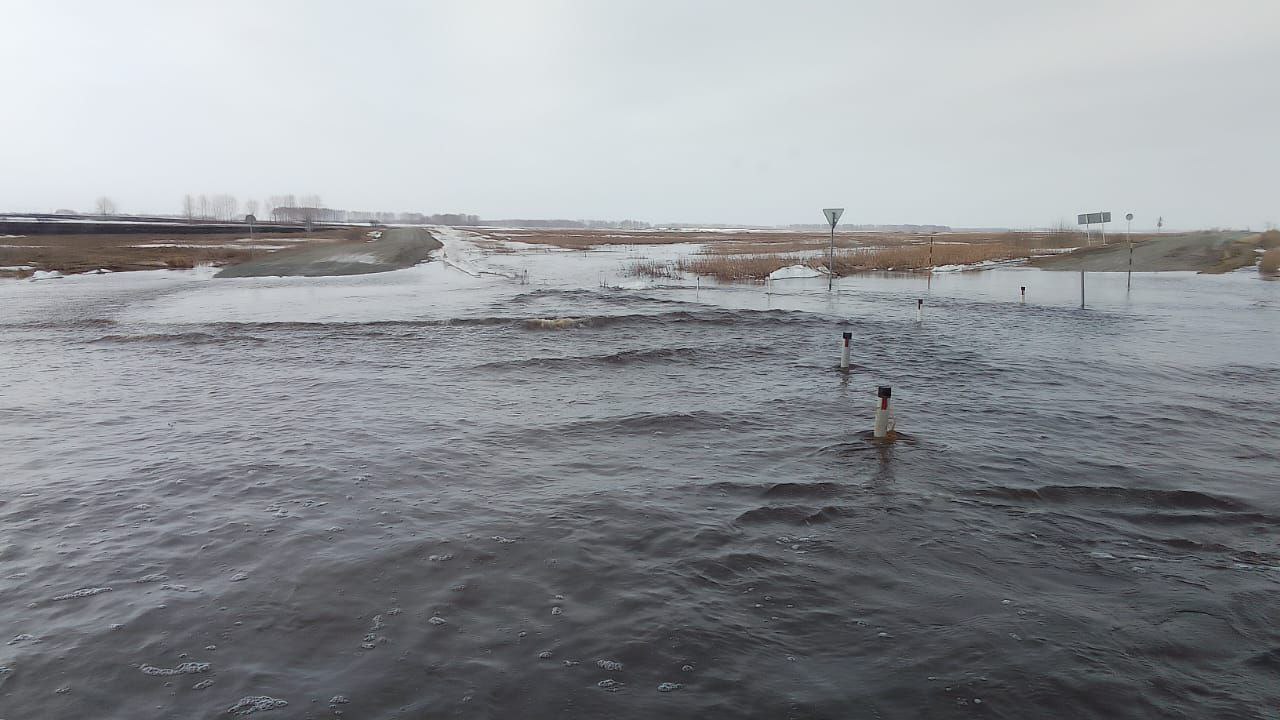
xmin=198 ymin=194 xmax=210 ymax=219
xmin=182 ymin=194 xmax=195 ymax=221
xmin=244 ymin=199 xmax=259 ymax=219
xmin=95 ymin=196 xmax=117 ymax=215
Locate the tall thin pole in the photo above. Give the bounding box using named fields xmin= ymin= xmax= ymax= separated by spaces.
xmin=1126 ymin=217 xmax=1133 ymax=291
xmin=1080 ymin=266 xmax=1085 ymax=309
xmin=828 ymin=224 xmax=835 ymax=291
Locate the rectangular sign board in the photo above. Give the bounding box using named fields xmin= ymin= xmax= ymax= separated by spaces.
xmin=1077 ymin=211 xmax=1111 ymax=225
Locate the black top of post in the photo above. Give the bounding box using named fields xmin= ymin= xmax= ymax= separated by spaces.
xmin=877 ymin=386 xmax=892 ymax=399
xmin=842 ymin=331 xmax=852 ymax=339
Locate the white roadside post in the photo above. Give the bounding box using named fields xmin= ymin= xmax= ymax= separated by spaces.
xmin=840 ymin=331 xmax=851 ymax=369
xmin=874 ymin=386 xmax=893 ymax=438
xmin=822 ymin=208 xmax=844 ymax=291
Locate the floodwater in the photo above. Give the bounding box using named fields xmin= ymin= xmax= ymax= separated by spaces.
xmin=1 ymin=239 xmax=1278 ymax=719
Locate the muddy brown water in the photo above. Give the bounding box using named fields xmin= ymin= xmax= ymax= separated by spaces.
xmin=1 ymin=265 xmax=1278 ymax=718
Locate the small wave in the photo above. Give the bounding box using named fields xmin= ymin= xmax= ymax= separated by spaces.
xmin=763 ymin=482 xmax=843 ymax=498
xmin=735 ymin=504 xmax=850 ymax=525
xmin=735 ymin=506 xmax=817 ymax=524
xmin=472 ymin=347 xmax=701 ymax=371
xmin=91 ymin=332 xmax=265 ymax=345
xmin=971 ymin=485 xmax=1250 ymax=511
xmin=547 ymin=410 xmax=758 ymax=437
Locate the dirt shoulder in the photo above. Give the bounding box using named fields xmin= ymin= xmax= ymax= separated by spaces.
xmin=214 ymin=227 xmax=441 ymax=278
xmin=1030 ymin=231 xmax=1267 ymax=273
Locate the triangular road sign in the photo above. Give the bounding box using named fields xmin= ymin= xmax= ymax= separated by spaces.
xmin=823 ymin=208 xmax=844 ymax=229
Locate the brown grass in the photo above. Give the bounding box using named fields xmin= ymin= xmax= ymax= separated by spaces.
xmin=0 ymin=231 xmax=349 ymax=276
xmin=835 ymin=243 xmax=1030 ymax=272
xmin=627 ymin=259 xmax=680 ymax=278
xmin=674 ymin=254 xmax=813 ymax=281
xmin=1258 ymin=230 xmax=1280 ymax=249
xmin=1260 ymin=247 xmax=1280 ymax=273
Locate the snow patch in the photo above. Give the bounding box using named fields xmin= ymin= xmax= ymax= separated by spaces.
xmin=768 ymin=264 xmax=823 ymax=280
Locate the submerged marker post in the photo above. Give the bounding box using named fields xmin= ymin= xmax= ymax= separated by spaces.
xmin=1020 ymin=285 xmax=1026 ymax=303
xmin=916 ymin=298 xmax=924 ymax=323
xmin=1125 ymin=212 xmax=1134 ymax=291
xmin=874 ymin=386 xmax=893 ymax=438
xmin=822 ymin=208 xmax=845 ymax=291
xmin=840 ymin=331 xmax=851 ymax=369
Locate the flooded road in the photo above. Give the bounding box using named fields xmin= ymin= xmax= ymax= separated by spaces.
xmin=1 ymin=241 xmax=1278 ymax=719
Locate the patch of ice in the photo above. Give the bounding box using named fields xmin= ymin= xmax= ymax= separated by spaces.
xmin=29 ymin=270 xmax=64 ymax=281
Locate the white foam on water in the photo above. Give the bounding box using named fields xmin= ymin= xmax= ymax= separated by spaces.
xmin=229 ymin=573 xmax=249 ymax=582
xmin=491 ymin=536 xmax=517 ymax=544
xmin=428 ymin=616 xmax=447 ymax=625
xmin=329 ymin=695 xmax=350 ymax=705
xmin=51 ymin=587 xmax=111 ymax=601
xmin=597 ymin=660 xmax=623 ymax=671
xmin=228 ymin=696 xmax=288 ymax=714
xmin=597 ymin=679 xmax=624 ymax=691
xmin=657 ymin=682 xmax=682 ymax=692
xmin=539 ymin=651 xmax=553 ymax=659
xmin=193 ymin=679 xmax=215 ymax=690
xmin=8 ymin=634 xmax=40 ymax=644
xmin=140 ymin=661 xmax=210 ymax=675
xmin=136 ymin=573 xmax=168 ymax=583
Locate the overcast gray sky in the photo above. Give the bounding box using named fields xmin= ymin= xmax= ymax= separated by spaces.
xmin=2 ymin=0 xmax=1276 ymax=229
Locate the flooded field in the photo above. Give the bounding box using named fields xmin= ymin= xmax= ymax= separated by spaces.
xmin=1 ymin=236 xmax=1278 ymax=718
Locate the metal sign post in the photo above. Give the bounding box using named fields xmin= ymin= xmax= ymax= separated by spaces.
xmin=823 ymin=208 xmax=844 ymax=290
xmin=1076 ymin=211 xmax=1110 ymax=308
xmin=1125 ymin=212 xmax=1134 ymax=290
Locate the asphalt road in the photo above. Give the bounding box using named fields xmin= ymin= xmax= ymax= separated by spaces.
xmin=215 ymin=227 xmax=441 ymax=278
xmin=1031 ymin=231 xmax=1257 ymax=272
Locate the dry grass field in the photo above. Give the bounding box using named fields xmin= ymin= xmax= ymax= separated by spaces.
xmin=495 ymin=228 xmax=1095 ymax=282
xmin=0 ymin=229 xmax=364 ymax=277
